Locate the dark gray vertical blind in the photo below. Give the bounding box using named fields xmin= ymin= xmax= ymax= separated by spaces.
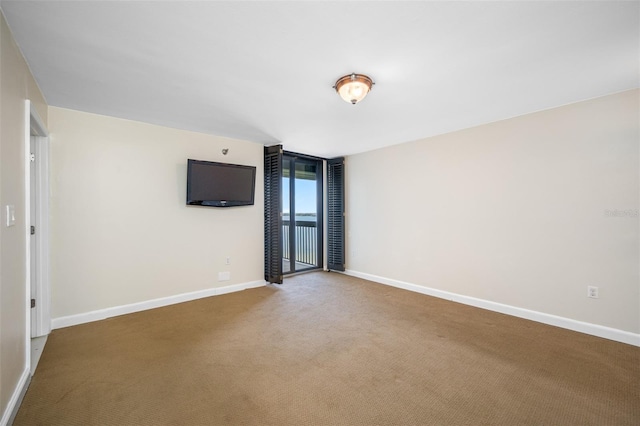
xmin=264 ymin=145 xmax=283 ymax=284
xmin=327 ymin=157 xmax=345 ymax=271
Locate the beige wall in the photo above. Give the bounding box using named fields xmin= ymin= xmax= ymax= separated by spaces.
xmin=346 ymin=90 xmax=639 ymax=334
xmin=48 ymin=107 xmax=264 ymax=319
xmin=0 ymin=11 xmax=48 ymax=422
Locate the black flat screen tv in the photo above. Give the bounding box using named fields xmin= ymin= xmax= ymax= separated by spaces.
xmin=186 ymin=159 xmax=256 ymax=207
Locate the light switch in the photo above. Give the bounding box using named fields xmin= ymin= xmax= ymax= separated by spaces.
xmin=6 ymin=205 xmax=15 ymax=227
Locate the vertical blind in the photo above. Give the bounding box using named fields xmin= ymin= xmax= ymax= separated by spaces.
xmin=327 ymin=157 xmax=345 ymax=271
xmin=264 ymin=149 xmax=345 ymax=281
xmin=264 ymin=145 xmax=283 ymax=284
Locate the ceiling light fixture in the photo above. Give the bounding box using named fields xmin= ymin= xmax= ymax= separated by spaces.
xmin=334 ymin=73 xmax=374 ymax=105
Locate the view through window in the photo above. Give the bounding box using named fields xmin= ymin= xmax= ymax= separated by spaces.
xmin=282 ymin=155 xmax=322 ymax=274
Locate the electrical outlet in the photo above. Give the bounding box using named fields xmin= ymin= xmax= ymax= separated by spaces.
xmin=225 ymin=257 xmax=231 ymax=265
xmin=218 ymin=271 xmax=230 ymax=281
xmin=587 ymin=286 xmax=599 ymax=299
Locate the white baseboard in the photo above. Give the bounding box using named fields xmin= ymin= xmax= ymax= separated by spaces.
xmin=51 ymin=280 xmax=267 ymax=330
xmin=1 ymin=367 xmax=30 ymax=426
xmin=343 ymin=270 xmax=640 ymax=347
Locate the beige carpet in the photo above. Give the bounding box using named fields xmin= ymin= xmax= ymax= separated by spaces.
xmin=15 ymin=272 xmax=640 ymax=425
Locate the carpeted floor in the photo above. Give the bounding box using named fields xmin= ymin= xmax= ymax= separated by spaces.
xmin=14 ymin=272 xmax=640 ymax=425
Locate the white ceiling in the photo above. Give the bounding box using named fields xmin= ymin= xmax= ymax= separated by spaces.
xmin=1 ymin=1 xmax=638 ymax=158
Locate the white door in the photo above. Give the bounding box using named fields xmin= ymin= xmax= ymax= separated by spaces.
xmin=30 ymin=136 xmax=37 ymax=337
xmin=26 ymin=100 xmax=50 ymax=339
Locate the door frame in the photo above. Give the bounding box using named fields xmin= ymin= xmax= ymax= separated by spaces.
xmin=282 ymin=152 xmax=324 ymax=274
xmin=24 ymin=100 xmax=51 ymax=339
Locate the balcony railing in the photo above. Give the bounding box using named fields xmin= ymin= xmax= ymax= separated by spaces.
xmin=282 ymin=220 xmax=317 ymax=266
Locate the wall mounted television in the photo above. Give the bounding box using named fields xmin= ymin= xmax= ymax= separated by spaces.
xmin=186 ymin=159 xmax=256 ymax=207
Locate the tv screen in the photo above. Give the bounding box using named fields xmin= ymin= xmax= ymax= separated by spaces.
xmin=186 ymin=159 xmax=256 ymax=207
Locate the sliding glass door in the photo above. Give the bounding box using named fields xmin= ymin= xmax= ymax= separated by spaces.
xmin=282 ymin=154 xmax=323 ymax=274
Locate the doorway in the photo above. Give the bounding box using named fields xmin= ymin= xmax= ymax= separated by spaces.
xmin=282 ymin=154 xmax=323 ymax=274
xmin=25 ymin=101 xmax=50 ymax=374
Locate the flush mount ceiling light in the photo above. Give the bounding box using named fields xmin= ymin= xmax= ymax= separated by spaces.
xmin=334 ymin=73 xmax=374 ymax=105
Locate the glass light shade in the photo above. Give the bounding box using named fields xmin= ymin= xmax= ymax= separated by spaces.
xmin=334 ymin=74 xmax=373 ymax=104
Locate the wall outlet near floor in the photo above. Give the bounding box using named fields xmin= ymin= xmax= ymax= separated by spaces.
xmin=225 ymin=257 xmax=231 ymax=265
xmin=218 ymin=271 xmax=231 ymax=281
xmin=587 ymin=286 xmax=599 ymax=299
